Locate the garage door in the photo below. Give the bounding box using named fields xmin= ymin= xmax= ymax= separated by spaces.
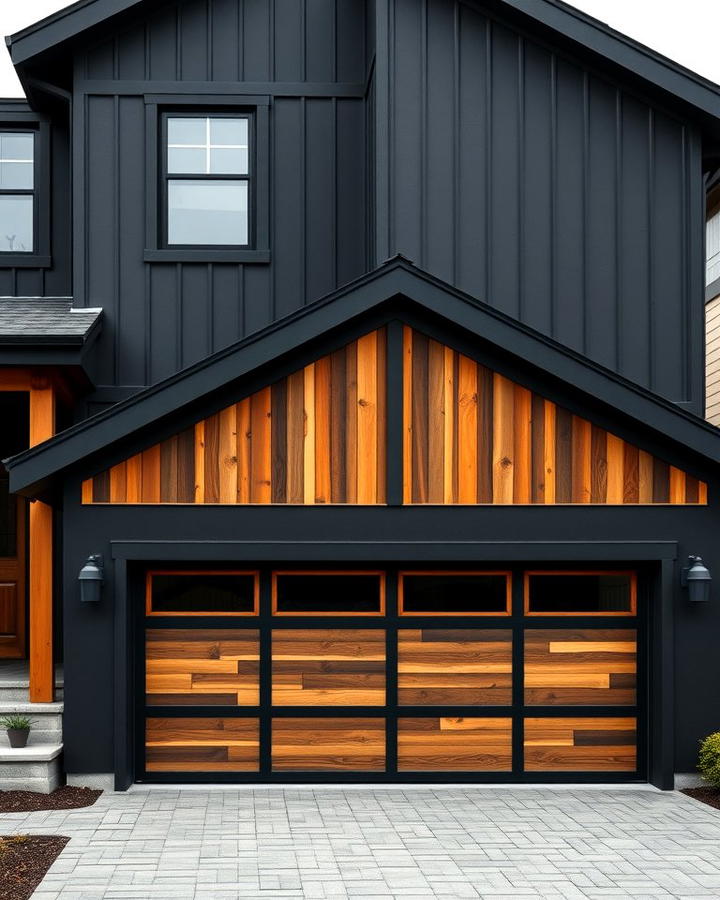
xmin=140 ymin=567 xmax=641 ymax=781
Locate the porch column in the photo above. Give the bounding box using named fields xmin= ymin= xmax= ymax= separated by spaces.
xmin=29 ymin=376 xmax=56 ymax=703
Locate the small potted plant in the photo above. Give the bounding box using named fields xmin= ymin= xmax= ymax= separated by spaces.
xmin=0 ymin=714 xmax=35 ymax=749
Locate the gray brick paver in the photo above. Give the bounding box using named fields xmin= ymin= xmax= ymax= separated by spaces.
xmin=3 ymin=787 xmax=720 ymax=897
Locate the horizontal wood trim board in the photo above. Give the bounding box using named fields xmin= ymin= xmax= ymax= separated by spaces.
xmin=84 ymin=327 xmax=705 ymax=506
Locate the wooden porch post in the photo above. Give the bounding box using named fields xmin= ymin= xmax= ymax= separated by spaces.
xmin=29 ymin=376 xmax=56 ymax=703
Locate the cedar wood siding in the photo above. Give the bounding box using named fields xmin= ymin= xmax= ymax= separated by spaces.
xmin=72 ymin=0 xmax=371 ymax=399
xmin=707 ymin=293 xmax=720 ymax=425
xmin=384 ymin=0 xmax=704 ymax=415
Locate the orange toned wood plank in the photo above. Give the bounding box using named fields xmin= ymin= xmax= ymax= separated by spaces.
xmin=0 ymin=369 xmax=32 ymax=390
xmin=81 ymin=479 xmax=93 ymax=504
xmin=250 ymin=387 xmax=272 ymax=503
xmin=376 ymin=327 xmax=387 ymax=504
xmin=29 ymin=383 xmax=55 ymax=447
xmin=699 ymin=481 xmax=708 ymax=504
xmin=126 ymin=454 xmax=142 ymax=503
xmin=457 ymin=355 xmax=478 ymax=503
xmin=543 ymin=400 xmax=556 ymax=504
xmin=314 ymin=355 xmax=332 ymax=504
xmin=623 ymin=443 xmax=639 ymax=503
xmin=141 ymin=445 xmax=161 ymax=503
xmin=29 ymin=500 xmax=53 ymax=702
xmin=513 ymin=385 xmax=532 ymax=504
xmin=403 ymin=326 xmax=413 ymax=504
xmin=427 ymin=339 xmax=445 ymax=503
xmin=194 ymin=422 xmax=205 ymax=503
xmin=109 ymin=462 xmax=127 ymax=504
xmin=272 ymin=718 xmax=385 ymax=772
xmin=203 ymin=415 xmax=219 ymax=503
xmin=571 ymin=417 xmax=592 ymax=503
xmin=357 ymin=331 xmax=378 ymax=504
xmin=285 ymin=373 xmax=304 ymax=504
xmin=443 ymin=346 xmax=456 ymax=503
xmin=606 ymin=433 xmax=624 ymax=504
xmin=638 ymin=450 xmax=654 ymax=503
xmin=525 ymin=673 xmax=611 ymax=688
xmin=669 ymin=466 xmax=686 ymax=505
xmin=492 ymin=374 xmax=514 ymax=504
xmin=303 ymin=364 xmax=316 ymax=505
xmin=548 ymin=641 xmax=636 ymax=654
xmin=398 ymin=717 xmax=512 ymax=772
xmin=345 ymin=340 xmax=358 ymax=503
xmin=236 ymin=399 xmax=251 ymax=503
xmin=218 ymin=405 xmax=238 ymax=503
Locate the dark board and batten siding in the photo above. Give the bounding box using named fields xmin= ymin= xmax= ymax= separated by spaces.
xmin=72 ymin=0 xmax=369 ymax=394
xmin=385 ymin=0 xmax=704 ymax=413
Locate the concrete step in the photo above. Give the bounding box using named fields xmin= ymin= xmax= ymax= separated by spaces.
xmin=0 ymin=743 xmax=63 ymax=793
xmin=0 ymin=685 xmax=64 ymax=702
xmin=0 ymin=701 xmax=64 ymax=747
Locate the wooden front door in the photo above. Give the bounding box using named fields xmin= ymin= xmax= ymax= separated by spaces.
xmin=0 ymin=484 xmax=26 ymax=658
xmin=139 ymin=566 xmax=643 ymax=782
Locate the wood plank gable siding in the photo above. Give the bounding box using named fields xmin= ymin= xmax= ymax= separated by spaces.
xmin=83 ymin=326 xmax=706 ymax=506
xmin=402 ymin=328 xmax=706 ymax=505
xmin=707 ymin=294 xmax=720 ymax=426
xmin=83 ymin=330 xmax=387 ymax=505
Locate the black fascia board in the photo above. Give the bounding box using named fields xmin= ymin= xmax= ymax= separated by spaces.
xmin=8 ymin=0 xmax=720 ymax=128
xmin=6 ymin=257 xmax=720 ymax=496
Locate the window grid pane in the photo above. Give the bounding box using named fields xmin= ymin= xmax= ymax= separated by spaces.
xmin=0 ymin=194 xmax=34 ymax=252
xmin=168 ymin=179 xmax=248 ymax=246
xmin=167 ymin=116 xmax=249 ymax=175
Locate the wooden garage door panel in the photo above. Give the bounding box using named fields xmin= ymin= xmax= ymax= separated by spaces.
xmin=398 ymin=717 xmax=513 ymax=771
xmin=272 ymin=629 xmax=386 ymax=706
xmin=146 ymin=629 xmax=259 ymax=706
xmin=272 ymin=718 xmax=386 ymax=771
xmin=146 ymin=717 xmax=259 ymax=772
xmin=524 ymin=630 xmax=637 ymax=706
xmin=524 ymin=717 xmax=637 ymax=771
xmin=398 ymin=629 xmax=512 ymax=705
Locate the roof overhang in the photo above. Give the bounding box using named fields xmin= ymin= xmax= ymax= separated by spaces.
xmin=6 ymin=257 xmax=720 ymax=499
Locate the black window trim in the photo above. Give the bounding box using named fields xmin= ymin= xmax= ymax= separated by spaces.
xmin=144 ymin=94 xmax=270 ymax=264
xmin=0 ymin=116 xmax=51 ymax=269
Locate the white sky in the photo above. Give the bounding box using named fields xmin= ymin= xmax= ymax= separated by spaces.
xmin=0 ymin=0 xmax=718 ymax=96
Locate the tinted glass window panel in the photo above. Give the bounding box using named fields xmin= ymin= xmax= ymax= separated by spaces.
xmin=401 ymin=574 xmax=509 ymax=614
xmin=210 ymin=147 xmax=248 ymax=175
xmin=526 ymin=573 xmax=634 ymax=614
xmin=168 ymin=180 xmax=248 ymax=245
xmin=274 ymin=573 xmax=383 ymax=613
xmin=0 ymin=133 xmax=34 ymax=190
xmin=149 ymin=573 xmax=257 ymax=614
xmin=167 ymin=146 xmax=206 ymax=175
xmin=210 ymin=118 xmax=248 ymax=147
xmin=0 ymin=195 xmax=33 ymax=252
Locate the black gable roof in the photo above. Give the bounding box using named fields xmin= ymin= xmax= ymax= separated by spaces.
xmin=6 ymin=257 xmax=720 ymax=498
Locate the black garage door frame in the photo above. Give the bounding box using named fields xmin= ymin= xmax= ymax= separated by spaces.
xmin=111 ymin=540 xmax=677 ymax=791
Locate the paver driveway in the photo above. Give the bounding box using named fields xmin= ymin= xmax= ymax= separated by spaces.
xmin=2 ymin=786 xmax=720 ymax=898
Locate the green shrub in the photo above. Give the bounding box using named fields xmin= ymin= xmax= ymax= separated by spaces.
xmin=698 ymin=732 xmax=720 ymax=787
xmin=0 ymin=714 xmax=34 ymax=730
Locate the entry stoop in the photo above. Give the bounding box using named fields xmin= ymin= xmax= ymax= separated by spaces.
xmin=0 ymin=663 xmax=64 ymax=793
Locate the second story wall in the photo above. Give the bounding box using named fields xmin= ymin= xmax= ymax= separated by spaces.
xmin=72 ymin=0 xmax=370 ymax=395
xmin=380 ymin=0 xmax=705 ymax=414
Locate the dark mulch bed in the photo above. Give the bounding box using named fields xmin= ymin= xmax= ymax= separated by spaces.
xmin=0 ymin=835 xmax=69 ymax=900
xmin=682 ymin=787 xmax=720 ymax=811
xmin=0 ymin=786 xmax=101 ymax=814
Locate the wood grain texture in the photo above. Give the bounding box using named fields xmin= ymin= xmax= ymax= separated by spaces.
xmin=398 ymin=717 xmax=512 ymax=771
xmin=524 ymin=717 xmax=637 ymax=771
xmin=146 ymin=629 xmax=260 ymax=706
xmin=398 ymin=630 xmax=512 ymax=705
xmin=272 ymin=629 xmax=386 ymax=706
xmin=524 ymin=629 xmax=637 ymax=706
xmin=402 ymin=328 xmax=704 ymax=504
xmin=272 ymin=718 xmax=385 ymax=771
xmin=146 ymin=717 xmax=259 ymax=772
xmin=85 ymin=331 xmax=386 ymax=505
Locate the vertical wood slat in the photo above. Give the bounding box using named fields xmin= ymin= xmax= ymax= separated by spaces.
xmin=606 ymin=434 xmax=624 ymax=504
xmin=542 ymin=400 xmax=556 ymax=504
xmin=314 ymin=357 xmax=331 ymax=503
xmin=303 ymin=364 xmax=316 ymax=505
xmin=638 ymin=450 xmax=654 ymax=503
xmin=176 ymin=428 xmax=195 ymax=503
xmin=126 ymin=455 xmax=142 ymax=503
xmin=571 ymin=417 xmax=591 ymax=503
xmin=330 ymin=348 xmax=347 ymax=503
xmin=286 ymin=371 xmax=304 ymax=504
xmin=204 ymin=414 xmax=220 ymax=503
xmin=513 ymin=385 xmax=532 ymax=504
xmin=623 ymin=443 xmax=639 ymax=503
xmin=160 ymin=436 xmax=178 ymax=503
xmin=530 ymin=394 xmax=545 ymax=503
xmin=109 ymin=461 xmax=127 ymax=503
xmin=271 ymin=381 xmax=287 ymax=503
xmin=236 ymin=399 xmax=251 ymax=503
xmin=194 ymin=421 xmax=205 ymax=503
xmin=590 ymin=425 xmax=607 ymax=504
xmin=141 ymin=445 xmax=161 ymax=503
xmin=411 ymin=331 xmax=429 ymax=504
xmin=492 ymin=374 xmax=514 ymax=504
xmin=554 ymin=407 xmax=573 ymax=503
xmin=357 ymin=331 xmax=378 ymax=504
xmin=457 ymin=355 xmax=478 ymax=503
xmin=81 ymin=479 xmax=93 ymax=504
xmin=669 ymin=466 xmax=686 ymax=505
xmin=346 ymin=340 xmax=358 ymax=504
xmin=427 ymin=339 xmax=445 ymax=503
xmin=376 ymin=327 xmax=387 ymax=504
xmin=443 ymin=346 xmax=456 ymax=504
xmin=218 ymin=406 xmax=237 ymax=503
xmin=476 ymin=363 xmax=493 ymax=503
xmin=402 ymin=326 xmax=413 ymax=504
xmin=251 ymin=386 xmax=272 ymax=503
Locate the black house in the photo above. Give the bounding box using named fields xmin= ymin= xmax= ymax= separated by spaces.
xmin=1 ymin=0 xmax=720 ymax=791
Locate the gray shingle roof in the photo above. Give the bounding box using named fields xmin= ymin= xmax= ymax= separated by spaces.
xmin=0 ymin=298 xmax=102 ymax=343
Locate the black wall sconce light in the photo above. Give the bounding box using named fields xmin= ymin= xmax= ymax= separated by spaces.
xmin=79 ymin=554 xmax=104 ymax=603
xmin=681 ymin=555 xmax=712 ymax=603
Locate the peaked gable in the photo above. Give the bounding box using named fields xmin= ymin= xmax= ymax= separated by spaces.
xmin=81 ymin=324 xmax=706 ymax=507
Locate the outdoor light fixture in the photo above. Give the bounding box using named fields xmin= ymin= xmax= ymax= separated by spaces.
xmin=681 ymin=555 xmax=712 ymax=603
xmin=79 ymin=554 xmax=104 ymax=603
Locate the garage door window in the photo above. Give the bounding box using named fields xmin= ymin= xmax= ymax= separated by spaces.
xmin=399 ymin=572 xmax=511 ymax=615
xmin=524 ymin=571 xmax=636 ymax=616
xmin=272 ymin=572 xmax=385 ymax=615
xmin=146 ymin=571 xmax=259 ymax=616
